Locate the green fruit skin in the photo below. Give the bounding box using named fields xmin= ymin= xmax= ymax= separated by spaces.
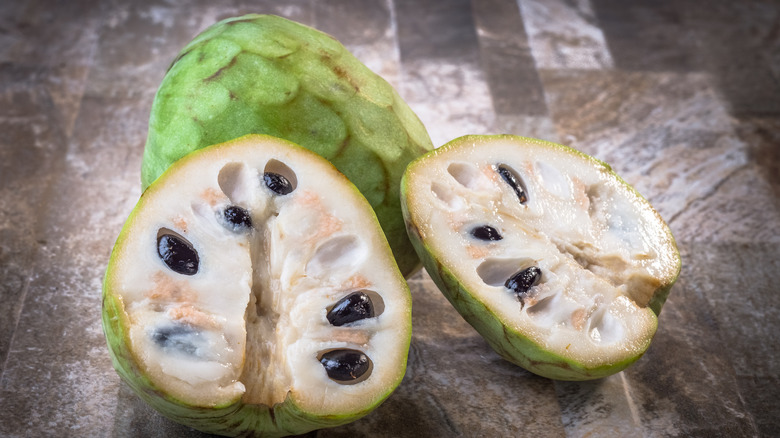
xmin=141 ymin=14 xmax=432 ymax=277
xmin=106 ymin=136 xmax=411 ymax=437
xmin=401 ymin=135 xmax=682 ymax=381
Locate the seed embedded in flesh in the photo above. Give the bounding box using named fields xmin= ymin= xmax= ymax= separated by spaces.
xmin=497 ymin=164 xmax=528 ymax=204
xmin=263 ymin=172 xmax=294 ymax=195
xmin=470 ymin=225 xmax=503 ymax=241
xmin=223 ymin=205 xmax=252 ymax=230
xmin=151 ymin=325 xmax=199 ymax=356
xmin=157 ymin=232 xmax=199 ymax=276
xmin=320 ymin=349 xmax=372 ymax=383
xmin=505 ymin=266 xmax=542 ymax=303
xmin=327 ymin=291 xmax=375 ymax=326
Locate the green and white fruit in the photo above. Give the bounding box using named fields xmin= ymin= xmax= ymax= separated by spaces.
xmin=141 ymin=14 xmax=433 ymax=276
xmin=104 ymin=135 xmax=412 ymax=437
xmin=401 ymin=135 xmax=680 ymax=380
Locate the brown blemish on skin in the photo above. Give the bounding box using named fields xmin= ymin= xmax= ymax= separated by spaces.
xmin=333 ymin=65 xmax=349 ymax=80
xmin=204 ymin=55 xmax=239 ymax=82
xmin=327 ymin=61 xmax=359 ymax=93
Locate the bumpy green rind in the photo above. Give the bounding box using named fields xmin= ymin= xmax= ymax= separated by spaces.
xmin=141 ymin=14 xmax=432 ymax=277
xmin=105 ymin=136 xmax=410 ymax=437
xmin=401 ymin=134 xmax=681 ymax=381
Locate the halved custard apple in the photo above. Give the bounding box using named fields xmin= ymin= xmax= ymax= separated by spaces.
xmin=401 ymin=135 xmax=680 ymax=380
xmin=103 ymin=135 xmax=411 ymax=436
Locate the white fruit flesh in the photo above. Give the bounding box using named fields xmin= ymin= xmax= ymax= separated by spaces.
xmin=404 ymin=136 xmax=678 ymax=369
xmin=107 ymin=135 xmax=410 ymax=412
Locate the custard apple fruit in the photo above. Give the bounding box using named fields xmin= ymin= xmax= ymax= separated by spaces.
xmin=104 ymin=135 xmax=412 ymax=436
xmin=401 ymin=135 xmax=681 ymax=380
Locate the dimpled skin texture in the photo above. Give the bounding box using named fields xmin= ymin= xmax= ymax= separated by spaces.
xmin=141 ymin=14 xmax=433 ymax=276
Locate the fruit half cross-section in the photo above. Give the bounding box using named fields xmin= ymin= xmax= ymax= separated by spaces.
xmin=141 ymin=14 xmax=433 ymax=277
xmin=103 ymin=135 xmax=412 ymax=437
xmin=401 ymin=135 xmax=680 ymax=380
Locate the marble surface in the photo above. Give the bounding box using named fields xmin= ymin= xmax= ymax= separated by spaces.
xmin=1 ymin=0 xmax=778 ymax=436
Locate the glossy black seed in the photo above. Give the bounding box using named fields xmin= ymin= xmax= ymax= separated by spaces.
xmin=470 ymin=225 xmax=503 ymax=241
xmin=263 ymin=172 xmax=294 ymax=195
xmin=157 ymin=233 xmax=199 ymax=276
xmin=327 ymin=291 xmax=375 ymax=326
xmin=320 ymin=349 xmax=371 ymax=382
xmin=505 ymin=266 xmax=542 ymax=299
xmin=151 ymin=325 xmax=198 ymax=356
xmin=497 ymin=165 xmax=528 ymax=204
xmin=223 ymin=205 xmax=252 ymax=230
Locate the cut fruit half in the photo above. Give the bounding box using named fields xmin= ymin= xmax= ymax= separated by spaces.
xmin=401 ymin=135 xmax=680 ymax=380
xmin=103 ymin=135 xmax=412 ymax=436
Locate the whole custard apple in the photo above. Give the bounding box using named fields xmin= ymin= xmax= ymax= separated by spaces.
xmin=401 ymin=135 xmax=681 ymax=380
xmin=104 ymin=135 xmax=412 ymax=437
xmin=141 ymin=14 xmax=433 ymax=277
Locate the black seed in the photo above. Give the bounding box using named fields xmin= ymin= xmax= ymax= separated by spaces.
xmin=157 ymin=232 xmax=199 ymax=276
xmin=320 ymin=349 xmax=371 ymax=383
xmin=264 ymin=172 xmax=294 ymax=195
xmin=505 ymin=266 xmax=542 ymax=300
xmin=151 ymin=325 xmax=199 ymax=356
xmin=497 ymin=165 xmax=528 ymax=204
xmin=470 ymin=225 xmax=503 ymax=241
xmin=327 ymin=291 xmax=375 ymax=326
xmin=223 ymin=205 xmax=252 ymax=230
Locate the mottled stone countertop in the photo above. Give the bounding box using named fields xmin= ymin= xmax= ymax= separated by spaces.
xmin=1 ymin=1 xmax=778 ymax=437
